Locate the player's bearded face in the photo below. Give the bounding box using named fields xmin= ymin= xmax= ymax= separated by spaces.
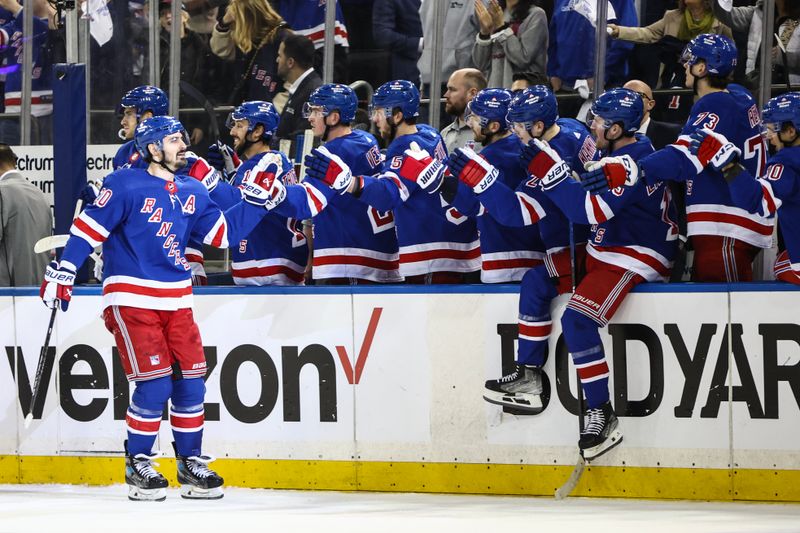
xmin=371 ymin=109 xmax=393 ymax=140
xmin=161 ymin=133 xmax=188 ymax=170
xmin=229 ymin=119 xmax=249 ymax=152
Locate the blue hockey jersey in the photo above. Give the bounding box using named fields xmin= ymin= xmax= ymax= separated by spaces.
xmin=638 ymin=85 xmax=773 ymax=248
xmin=211 ymin=151 xmax=308 ymax=286
xmin=475 ymin=119 xmax=595 ymax=264
xmin=449 ymin=134 xmax=545 ymax=282
xmin=271 ymin=129 xmax=402 ymax=282
xmin=728 ymin=146 xmax=800 ymax=279
xmin=275 ymin=0 xmax=349 ymax=49
xmin=60 ymin=168 xmax=267 ymax=311
xmin=545 ymin=135 xmax=678 ymax=281
xmin=0 ymin=9 xmax=53 ymax=116
xmin=358 ymin=125 xmax=480 ymax=276
xmin=113 ymin=140 xmax=146 ymax=171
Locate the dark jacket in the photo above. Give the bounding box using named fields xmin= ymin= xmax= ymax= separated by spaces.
xmin=644 ymin=118 xmax=681 ymax=151
xmin=274 ymin=69 xmax=323 ymax=151
xmin=372 ymin=0 xmax=423 ymax=86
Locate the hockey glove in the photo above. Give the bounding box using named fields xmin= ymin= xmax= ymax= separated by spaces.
xmin=206 ymin=141 xmax=241 ymax=180
xmin=187 ymin=157 xmax=220 ymax=192
xmin=521 ymin=139 xmax=571 ymax=190
xmin=395 ymin=141 xmax=446 ymax=193
xmin=40 ymin=261 xmax=75 ymax=312
xmin=241 ymin=159 xmax=286 ymax=209
xmin=689 ymin=128 xmax=741 ymax=171
xmin=304 ymin=146 xmax=354 ymax=194
xmin=79 ymin=181 xmax=100 ymax=206
xmin=448 ymin=147 xmax=498 ymax=193
xmin=580 ymin=155 xmax=640 ymax=193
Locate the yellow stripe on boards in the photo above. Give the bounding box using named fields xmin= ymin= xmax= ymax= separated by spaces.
xmin=2 ymin=456 xmax=800 ymax=502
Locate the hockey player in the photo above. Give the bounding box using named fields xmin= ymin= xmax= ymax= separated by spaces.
xmin=688 ymin=92 xmax=800 ymax=285
xmin=39 ymin=116 xmax=279 ymax=501
xmin=114 ymin=86 xmax=170 ymax=170
xmin=582 ymin=34 xmax=772 ymax=282
xmin=434 ymin=85 xmax=594 ymax=413
xmin=206 ymin=101 xmax=308 ymax=285
xmin=440 ymin=87 xmax=545 ymax=283
xmin=452 ymin=88 xmax=677 ymax=460
xmin=343 ymin=80 xmax=480 ymax=283
xmin=272 ymin=83 xmax=402 ymax=284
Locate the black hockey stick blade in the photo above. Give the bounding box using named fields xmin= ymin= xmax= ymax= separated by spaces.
xmin=554 ymin=455 xmax=586 ymax=500
xmin=24 ymin=306 xmax=57 ymax=429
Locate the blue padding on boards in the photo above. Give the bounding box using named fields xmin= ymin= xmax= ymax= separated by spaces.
xmin=53 ymin=63 xmax=87 ymax=280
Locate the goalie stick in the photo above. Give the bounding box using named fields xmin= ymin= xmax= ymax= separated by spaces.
xmin=23 ymin=306 xmax=57 ymax=428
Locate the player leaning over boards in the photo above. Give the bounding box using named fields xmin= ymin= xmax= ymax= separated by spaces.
xmin=582 ymin=34 xmax=772 ymax=282
xmin=437 ymin=85 xmax=595 ymax=412
xmin=39 ymin=117 xmax=279 ymax=501
xmin=203 ymin=101 xmax=309 ymax=285
xmin=689 ymin=92 xmax=800 ymax=285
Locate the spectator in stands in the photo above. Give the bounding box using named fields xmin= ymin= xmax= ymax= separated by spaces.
xmin=0 ymin=0 xmax=59 ymax=145
xmin=273 ymin=0 xmax=350 ymax=83
xmin=0 ymin=144 xmax=51 ymax=286
xmin=608 ymin=0 xmax=731 ymax=87
xmin=210 ymin=0 xmax=289 ymax=103
xmin=472 ymin=0 xmax=548 ymax=89
xmin=372 ymin=0 xmax=423 ymax=86
xmin=510 ymin=71 xmax=548 ymax=93
xmin=548 ymin=0 xmax=637 ymax=92
xmin=773 ymin=0 xmax=800 ymax=85
xmin=440 ymin=68 xmax=487 ymax=153
xmin=623 ymin=79 xmax=681 ymax=150
xmin=158 ymin=0 xmax=213 ymax=147
xmin=274 ymin=33 xmax=322 ymax=150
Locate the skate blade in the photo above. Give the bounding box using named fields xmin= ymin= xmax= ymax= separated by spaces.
xmin=180 ymin=485 xmax=224 ymax=500
xmin=483 ymin=392 xmax=543 ymax=414
xmin=581 ymin=429 xmax=623 ymax=462
xmin=127 ymin=486 xmax=166 ymax=502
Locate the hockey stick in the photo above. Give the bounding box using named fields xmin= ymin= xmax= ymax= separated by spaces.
xmin=34 ymin=234 xmax=69 ymax=254
xmin=24 ymin=306 xmax=57 ymax=428
xmin=555 ymin=222 xmax=586 ymax=500
xmin=296 ymin=129 xmax=315 ymax=181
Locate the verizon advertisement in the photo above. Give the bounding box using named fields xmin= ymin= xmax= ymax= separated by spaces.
xmin=1 ymin=290 xmax=799 ymax=470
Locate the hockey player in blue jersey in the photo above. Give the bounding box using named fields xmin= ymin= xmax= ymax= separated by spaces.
xmin=39 ymin=116 xmax=279 ymax=501
xmin=434 ymin=86 xmax=594 ymax=413
xmin=342 ymin=80 xmax=480 ymax=283
xmin=582 ymin=34 xmax=772 ymax=282
xmin=206 ymin=101 xmax=308 ymax=285
xmin=689 ymin=92 xmax=800 ymax=285
xmin=263 ymin=83 xmax=401 ymax=283
xmin=114 ymin=86 xmax=170 ymax=170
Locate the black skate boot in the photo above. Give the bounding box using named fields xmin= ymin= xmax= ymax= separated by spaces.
xmin=579 ymin=401 xmax=623 ymax=461
xmin=483 ymin=364 xmax=546 ymax=414
xmin=124 ymin=440 xmax=168 ymax=501
xmin=173 ymin=442 xmax=224 ymax=500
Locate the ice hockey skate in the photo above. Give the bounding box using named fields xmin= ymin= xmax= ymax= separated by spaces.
xmin=579 ymin=401 xmax=623 ymax=461
xmin=173 ymin=443 xmax=224 ymax=500
xmin=483 ymin=364 xmax=546 ymax=414
xmin=124 ymin=441 xmax=168 ymax=502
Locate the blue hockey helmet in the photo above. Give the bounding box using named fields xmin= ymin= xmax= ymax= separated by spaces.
xmin=680 ymin=33 xmax=738 ymax=78
xmin=506 ymin=85 xmax=559 ymax=131
xmin=465 ymin=88 xmax=512 ymax=130
xmin=369 ymin=80 xmax=420 ymax=119
xmin=134 ymin=116 xmax=189 ymax=158
xmin=589 ymin=88 xmax=644 ymax=134
xmin=762 ymin=92 xmax=800 ymax=133
xmin=118 ymin=85 xmax=169 ymax=118
xmin=303 ymin=83 xmax=357 ymax=124
xmin=226 ymin=101 xmax=280 ymax=140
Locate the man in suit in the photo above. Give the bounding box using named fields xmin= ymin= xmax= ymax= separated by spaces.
xmin=274 ymin=33 xmax=323 ymax=151
xmin=623 ymin=79 xmax=681 ymax=150
xmin=373 ymin=0 xmax=423 ymax=87
xmin=0 ymin=144 xmax=51 ymax=286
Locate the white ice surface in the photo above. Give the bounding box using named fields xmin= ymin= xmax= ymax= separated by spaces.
xmin=0 ymin=484 xmax=798 ymax=533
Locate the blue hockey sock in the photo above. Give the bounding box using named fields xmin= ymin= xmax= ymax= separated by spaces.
xmin=170 ymin=378 xmax=205 ymax=457
xmin=517 ymin=265 xmax=558 ymax=367
xmin=561 ymin=307 xmax=610 ymax=408
xmin=126 ymin=376 xmax=172 ymax=457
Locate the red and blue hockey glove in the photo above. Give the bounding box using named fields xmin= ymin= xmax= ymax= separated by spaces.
xmin=40 ymin=261 xmax=76 ymax=312
xmin=304 ymin=146 xmax=354 ymax=194
xmin=447 ymin=147 xmax=498 ymax=193
xmin=187 ymin=156 xmax=220 ymax=192
xmin=241 ymin=158 xmax=286 ymax=209
xmin=395 ymin=142 xmax=446 ymax=193
xmin=688 ymin=128 xmax=741 ymax=171
xmin=206 ymin=141 xmax=241 ymax=181
xmin=580 ymin=155 xmax=640 ymax=193
xmin=521 ymin=139 xmax=571 ymax=190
